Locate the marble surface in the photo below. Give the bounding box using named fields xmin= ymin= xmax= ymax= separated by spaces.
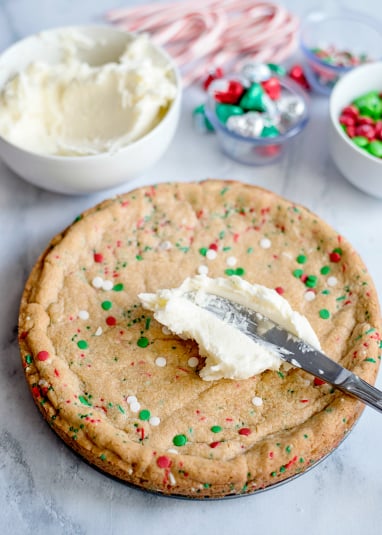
xmin=1 ymin=0 xmax=382 ymax=533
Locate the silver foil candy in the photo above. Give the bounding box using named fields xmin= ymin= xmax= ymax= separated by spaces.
xmin=241 ymin=62 xmax=271 ymax=83
xmin=276 ymin=94 xmax=306 ymax=132
xmin=226 ymin=112 xmax=264 ymax=138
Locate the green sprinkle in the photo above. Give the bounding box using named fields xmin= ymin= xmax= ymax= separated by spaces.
xmin=364 ymin=357 xmax=377 ymax=363
xmin=305 ymin=275 xmax=318 ymax=288
xmin=299 ymin=457 xmax=304 ymax=463
xmin=145 ymin=318 xmax=151 ymax=330
xmin=235 ymin=267 xmax=245 ymax=276
xmin=319 ymin=309 xmax=330 ymax=319
xmin=279 ymin=466 xmax=286 ymax=473
xmin=277 ymin=371 xmax=285 ymax=379
xmin=220 ymin=187 xmax=229 ymax=196
xmin=113 ymin=283 xmax=124 ymax=292
xmin=320 ymin=265 xmax=330 ymax=275
xmin=293 ymin=269 xmax=303 ymax=278
xmin=100 ymin=453 xmax=107 ymax=461
xmin=117 ymin=404 xmax=125 ymax=414
xmin=271 ymin=471 xmax=277 ymax=477
xmin=211 ymin=425 xmax=222 ymax=433
xmin=136 ymin=255 xmax=143 ymax=261
xmin=101 ymin=300 xmax=112 ymax=311
xmin=336 ymin=295 xmax=346 ymax=301
xmin=225 ymin=268 xmax=236 ymax=276
xmin=321 ymin=289 xmax=330 ymax=295
xmin=247 ymin=247 xmax=254 ymax=253
xmin=77 ymin=340 xmax=88 ymax=350
xmin=79 ymin=395 xmax=92 ymax=407
xmin=296 ymin=254 xmax=307 ymax=264
xmin=139 ymin=409 xmax=151 ymax=420
xmin=25 ymin=354 xmax=33 ymax=364
xmin=137 ymin=337 xmax=149 ymax=348
xmin=286 ymin=445 xmax=292 ymax=453
xmin=173 ymin=434 xmax=188 ymax=446
xmin=203 ymin=483 xmax=211 ymax=488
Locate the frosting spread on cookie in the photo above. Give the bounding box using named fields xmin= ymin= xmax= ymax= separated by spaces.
xmin=139 ymin=275 xmax=321 ymax=381
xmin=0 ymin=31 xmax=177 ymax=156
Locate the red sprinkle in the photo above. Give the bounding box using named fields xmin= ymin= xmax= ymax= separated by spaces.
xmin=238 ymin=427 xmax=252 ymax=436
xmin=37 ymin=351 xmax=50 ymax=362
xmin=210 ymin=441 xmax=220 ymax=448
xmin=275 ymin=286 xmax=284 ymax=295
xmin=106 ymin=316 xmax=117 ymax=326
xmin=329 ymin=252 xmax=341 ymax=263
xmin=314 ymin=377 xmax=326 ymax=386
xmin=157 ymin=456 xmax=171 ymax=469
xmin=94 ymin=253 xmax=103 ymax=263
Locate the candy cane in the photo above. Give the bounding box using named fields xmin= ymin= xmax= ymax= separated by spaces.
xmin=107 ymin=0 xmax=299 ymax=85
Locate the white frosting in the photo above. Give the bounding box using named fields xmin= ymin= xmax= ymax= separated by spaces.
xmin=139 ymin=275 xmax=321 ymax=381
xmin=0 ymin=32 xmax=177 ymax=156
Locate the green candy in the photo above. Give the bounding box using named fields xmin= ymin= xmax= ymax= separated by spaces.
xmin=352 ymin=136 xmax=369 ymax=148
xmin=261 ymin=125 xmax=279 ymax=138
xmin=267 ymin=63 xmax=286 ymax=76
xmin=216 ymin=103 xmax=243 ymax=124
xmin=367 ymin=140 xmax=382 ymax=158
xmin=353 ymin=91 xmax=382 ymax=119
xmin=239 ymin=83 xmax=267 ymax=111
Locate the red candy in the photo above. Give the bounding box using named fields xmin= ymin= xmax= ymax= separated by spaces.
xmin=375 ymin=121 xmax=382 ymax=140
xmin=288 ymin=65 xmax=310 ymax=90
xmin=355 ymin=124 xmax=375 ymax=141
xmin=341 ymin=105 xmax=359 ymax=119
xmin=214 ymin=80 xmax=244 ymax=104
xmin=203 ymin=67 xmax=224 ymax=90
xmin=346 ymin=125 xmax=356 ymax=138
xmin=339 ymin=115 xmax=355 ymax=127
xmin=261 ymin=76 xmax=281 ymax=100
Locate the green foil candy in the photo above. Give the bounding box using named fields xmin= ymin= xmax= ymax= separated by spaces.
xmin=261 ymin=125 xmax=280 ymax=138
xmin=216 ymin=103 xmax=244 ymax=124
xmin=239 ymin=83 xmax=267 ymax=111
xmin=353 ymin=91 xmax=382 ymax=119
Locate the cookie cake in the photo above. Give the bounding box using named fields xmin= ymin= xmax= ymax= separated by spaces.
xmin=18 ymin=180 xmax=381 ymax=498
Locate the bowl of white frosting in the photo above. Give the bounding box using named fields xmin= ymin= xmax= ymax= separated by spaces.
xmin=0 ymin=26 xmax=181 ymax=194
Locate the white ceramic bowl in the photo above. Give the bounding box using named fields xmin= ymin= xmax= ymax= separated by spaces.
xmin=329 ymin=62 xmax=382 ymax=198
xmin=0 ymin=26 xmax=181 ymax=195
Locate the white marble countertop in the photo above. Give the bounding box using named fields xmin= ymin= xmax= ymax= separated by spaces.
xmin=1 ymin=0 xmax=382 ymax=533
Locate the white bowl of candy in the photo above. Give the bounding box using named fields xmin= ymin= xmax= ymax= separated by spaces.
xmin=329 ymin=62 xmax=382 ymax=198
xmin=204 ymin=63 xmax=309 ymax=165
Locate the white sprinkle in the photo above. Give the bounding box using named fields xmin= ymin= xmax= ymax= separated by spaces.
xmin=127 ymin=468 xmax=133 ymax=475
xmin=167 ymin=448 xmax=179 ymax=455
xmin=282 ymin=251 xmax=293 ymax=259
xmin=95 ymin=326 xmax=103 ymax=336
xmin=327 ymin=276 xmax=338 ymax=287
xmin=188 ymin=357 xmax=199 ymax=368
xmin=197 ymin=265 xmax=209 ymax=275
xmin=38 ymin=379 xmax=48 ymax=387
xmin=260 ymin=238 xmax=271 ymax=249
xmin=159 ymin=240 xmax=172 ymax=250
xmin=149 ymin=416 xmax=161 ymax=426
xmin=126 ymin=395 xmax=137 ymax=404
xmin=78 ymin=310 xmax=89 ymax=320
xmin=162 ymin=326 xmax=171 ymax=335
xmin=252 ymin=396 xmax=263 ymax=407
xmin=130 ymin=401 xmax=141 ymax=413
xmin=102 ymin=279 xmax=114 ymax=291
xmin=304 ymin=290 xmax=316 ymax=302
xmin=92 ymin=276 xmax=103 ymax=288
xmin=155 ymin=357 xmax=167 ymax=368
xmin=168 ymin=472 xmax=176 ymax=486
xmin=226 ymin=256 xmax=237 ymax=267
xmin=206 ymin=249 xmax=217 ymax=260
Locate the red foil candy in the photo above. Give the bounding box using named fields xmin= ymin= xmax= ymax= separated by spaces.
xmin=288 ymin=65 xmax=310 ymax=90
xmin=214 ymin=80 xmax=244 ymax=104
xmin=203 ymin=67 xmax=224 ymax=90
xmin=261 ymin=76 xmax=281 ymax=100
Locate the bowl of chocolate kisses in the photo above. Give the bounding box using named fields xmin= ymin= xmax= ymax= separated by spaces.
xmin=204 ymin=62 xmax=310 ymax=165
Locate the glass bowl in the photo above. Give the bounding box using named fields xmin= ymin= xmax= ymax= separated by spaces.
xmin=300 ymin=10 xmax=382 ymax=95
xmin=204 ymin=76 xmax=309 ymax=166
